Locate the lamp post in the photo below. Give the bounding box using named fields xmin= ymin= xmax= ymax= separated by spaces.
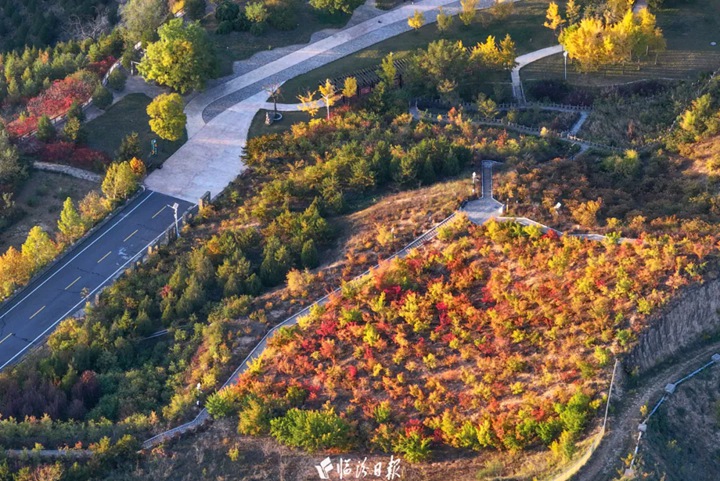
xmin=168 ymin=203 xmax=180 ymax=238
xmin=563 ymin=50 xmax=568 ymax=81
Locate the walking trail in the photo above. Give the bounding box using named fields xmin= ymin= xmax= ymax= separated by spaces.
xmin=575 ymin=343 xmax=720 ymax=480
xmin=409 ymin=104 xmax=615 ymax=155
xmin=511 ymin=44 xmax=564 ymax=102
xmin=145 ymin=0 xmax=490 ymax=203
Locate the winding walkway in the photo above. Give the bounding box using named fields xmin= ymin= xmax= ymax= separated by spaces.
xmin=145 ymin=0 xmax=498 ymax=202
xmin=409 ymin=104 xmax=619 ymax=155
xmin=511 ymin=44 xmax=564 ymax=103
xmin=185 ymin=0 xmax=472 ymax=134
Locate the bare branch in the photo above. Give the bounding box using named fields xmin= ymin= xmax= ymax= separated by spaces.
xmin=63 ymin=8 xmax=110 ymax=41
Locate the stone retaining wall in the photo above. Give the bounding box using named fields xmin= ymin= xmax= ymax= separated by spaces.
xmin=33 ymin=161 xmax=102 ymax=183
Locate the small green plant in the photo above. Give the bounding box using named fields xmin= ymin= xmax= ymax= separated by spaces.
xmin=227 ymin=444 xmax=241 ymax=461
xmin=394 ymin=431 xmax=432 ymax=462
xmin=373 ymin=401 xmax=392 ymax=423
xmin=270 ymin=407 xmax=354 ymax=452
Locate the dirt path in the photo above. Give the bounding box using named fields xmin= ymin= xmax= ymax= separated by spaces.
xmin=575 ymin=341 xmax=720 ymax=481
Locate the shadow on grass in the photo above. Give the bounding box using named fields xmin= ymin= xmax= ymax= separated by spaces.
xmin=84 ymin=93 xmax=187 ymax=171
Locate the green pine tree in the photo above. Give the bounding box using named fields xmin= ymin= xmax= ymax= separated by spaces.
xmin=58 ymin=197 xmax=86 ymax=242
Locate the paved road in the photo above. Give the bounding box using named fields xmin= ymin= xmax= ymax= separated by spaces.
xmin=0 ymin=190 xmax=193 ymax=371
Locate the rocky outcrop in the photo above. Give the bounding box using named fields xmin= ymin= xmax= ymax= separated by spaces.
xmin=624 ymin=276 xmax=720 ymax=374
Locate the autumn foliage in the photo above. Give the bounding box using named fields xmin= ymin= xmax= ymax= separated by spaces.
xmin=227 ymin=216 xmax=715 ymax=456
xmin=7 ymin=73 xmax=97 ymax=138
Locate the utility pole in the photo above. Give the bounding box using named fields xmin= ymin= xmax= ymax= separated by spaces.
xmin=168 ymin=203 xmax=180 ymax=238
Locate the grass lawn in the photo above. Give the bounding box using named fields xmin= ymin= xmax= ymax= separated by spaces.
xmin=280 ymin=0 xmax=555 ymax=99
xmin=203 ymin=9 xmax=351 ymax=78
xmin=523 ymin=0 xmax=720 ymax=86
xmin=248 ymin=109 xmax=312 ymax=138
xmin=0 ymin=171 xmax=97 ymax=251
xmin=575 ymin=82 xmax=694 ymax=147
xmin=84 ymin=94 xmax=186 ymax=170
xmin=376 ymin=0 xmax=404 ymax=9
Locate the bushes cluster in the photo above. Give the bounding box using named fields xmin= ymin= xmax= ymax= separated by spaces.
xmin=226 ymin=216 xmax=714 ymax=458
xmin=0 ymin=31 xmax=123 ymax=109
xmin=0 ymin=412 xmax=150 ymax=449
xmin=405 ymin=36 xmax=516 ymax=103
xmin=269 ymin=407 xmax=354 ymax=452
xmin=676 ymin=77 xmax=720 ymax=142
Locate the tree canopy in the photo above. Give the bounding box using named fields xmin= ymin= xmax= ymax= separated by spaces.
xmin=138 ymin=19 xmax=217 ymax=93
xmin=559 ymin=8 xmax=665 ymax=71
xmin=309 ymin=0 xmax=363 ymax=15
xmin=0 ymin=124 xmax=22 ymax=186
xmin=120 ymin=0 xmax=169 ymax=44
xmin=147 ymin=93 xmax=187 ymax=141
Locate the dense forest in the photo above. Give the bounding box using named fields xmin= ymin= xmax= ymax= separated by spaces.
xmin=0 ymin=0 xmax=117 ymax=52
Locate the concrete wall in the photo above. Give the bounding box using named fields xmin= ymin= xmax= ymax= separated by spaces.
xmin=624 ymin=276 xmax=720 ymax=374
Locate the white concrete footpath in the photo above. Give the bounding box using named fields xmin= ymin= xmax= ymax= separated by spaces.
xmin=146 ymin=0 xmax=486 ymax=202
xmin=184 ymin=0 xmax=466 ymax=137
xmin=146 ymin=90 xmax=268 ymax=202
xmin=511 ymin=44 xmax=564 ymax=102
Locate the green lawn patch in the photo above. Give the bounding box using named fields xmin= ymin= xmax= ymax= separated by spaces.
xmin=84 ymin=94 xmax=186 ymax=170
xmin=376 ymin=0 xmax=404 ymax=10
xmin=203 ymin=9 xmax=351 ymax=78
xmin=523 ymin=0 xmax=720 ymax=86
xmin=248 ymin=109 xmax=313 ymax=139
xmin=575 ymin=81 xmax=695 ymax=148
xmin=280 ymin=0 xmax=555 ymax=99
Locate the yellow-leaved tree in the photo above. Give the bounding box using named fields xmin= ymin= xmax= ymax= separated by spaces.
xmin=560 ymin=17 xmax=609 ymax=71
xmin=342 ymin=76 xmax=358 ymax=100
xmin=22 ymin=226 xmax=57 ymax=271
xmin=560 ymin=8 xmax=665 ymax=71
xmin=436 ymin=7 xmax=453 ymax=32
xmin=408 ymin=9 xmax=425 ymax=31
xmin=565 ymin=0 xmax=580 ymax=25
xmin=471 ymin=34 xmax=516 ymax=71
xmin=459 ymin=0 xmax=477 ymax=25
xmin=318 ymin=79 xmax=337 ymax=120
xmin=297 ymin=90 xmax=320 ymax=117
xmin=147 ymin=93 xmax=187 ymax=142
xmin=543 ymin=2 xmax=565 ymax=35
